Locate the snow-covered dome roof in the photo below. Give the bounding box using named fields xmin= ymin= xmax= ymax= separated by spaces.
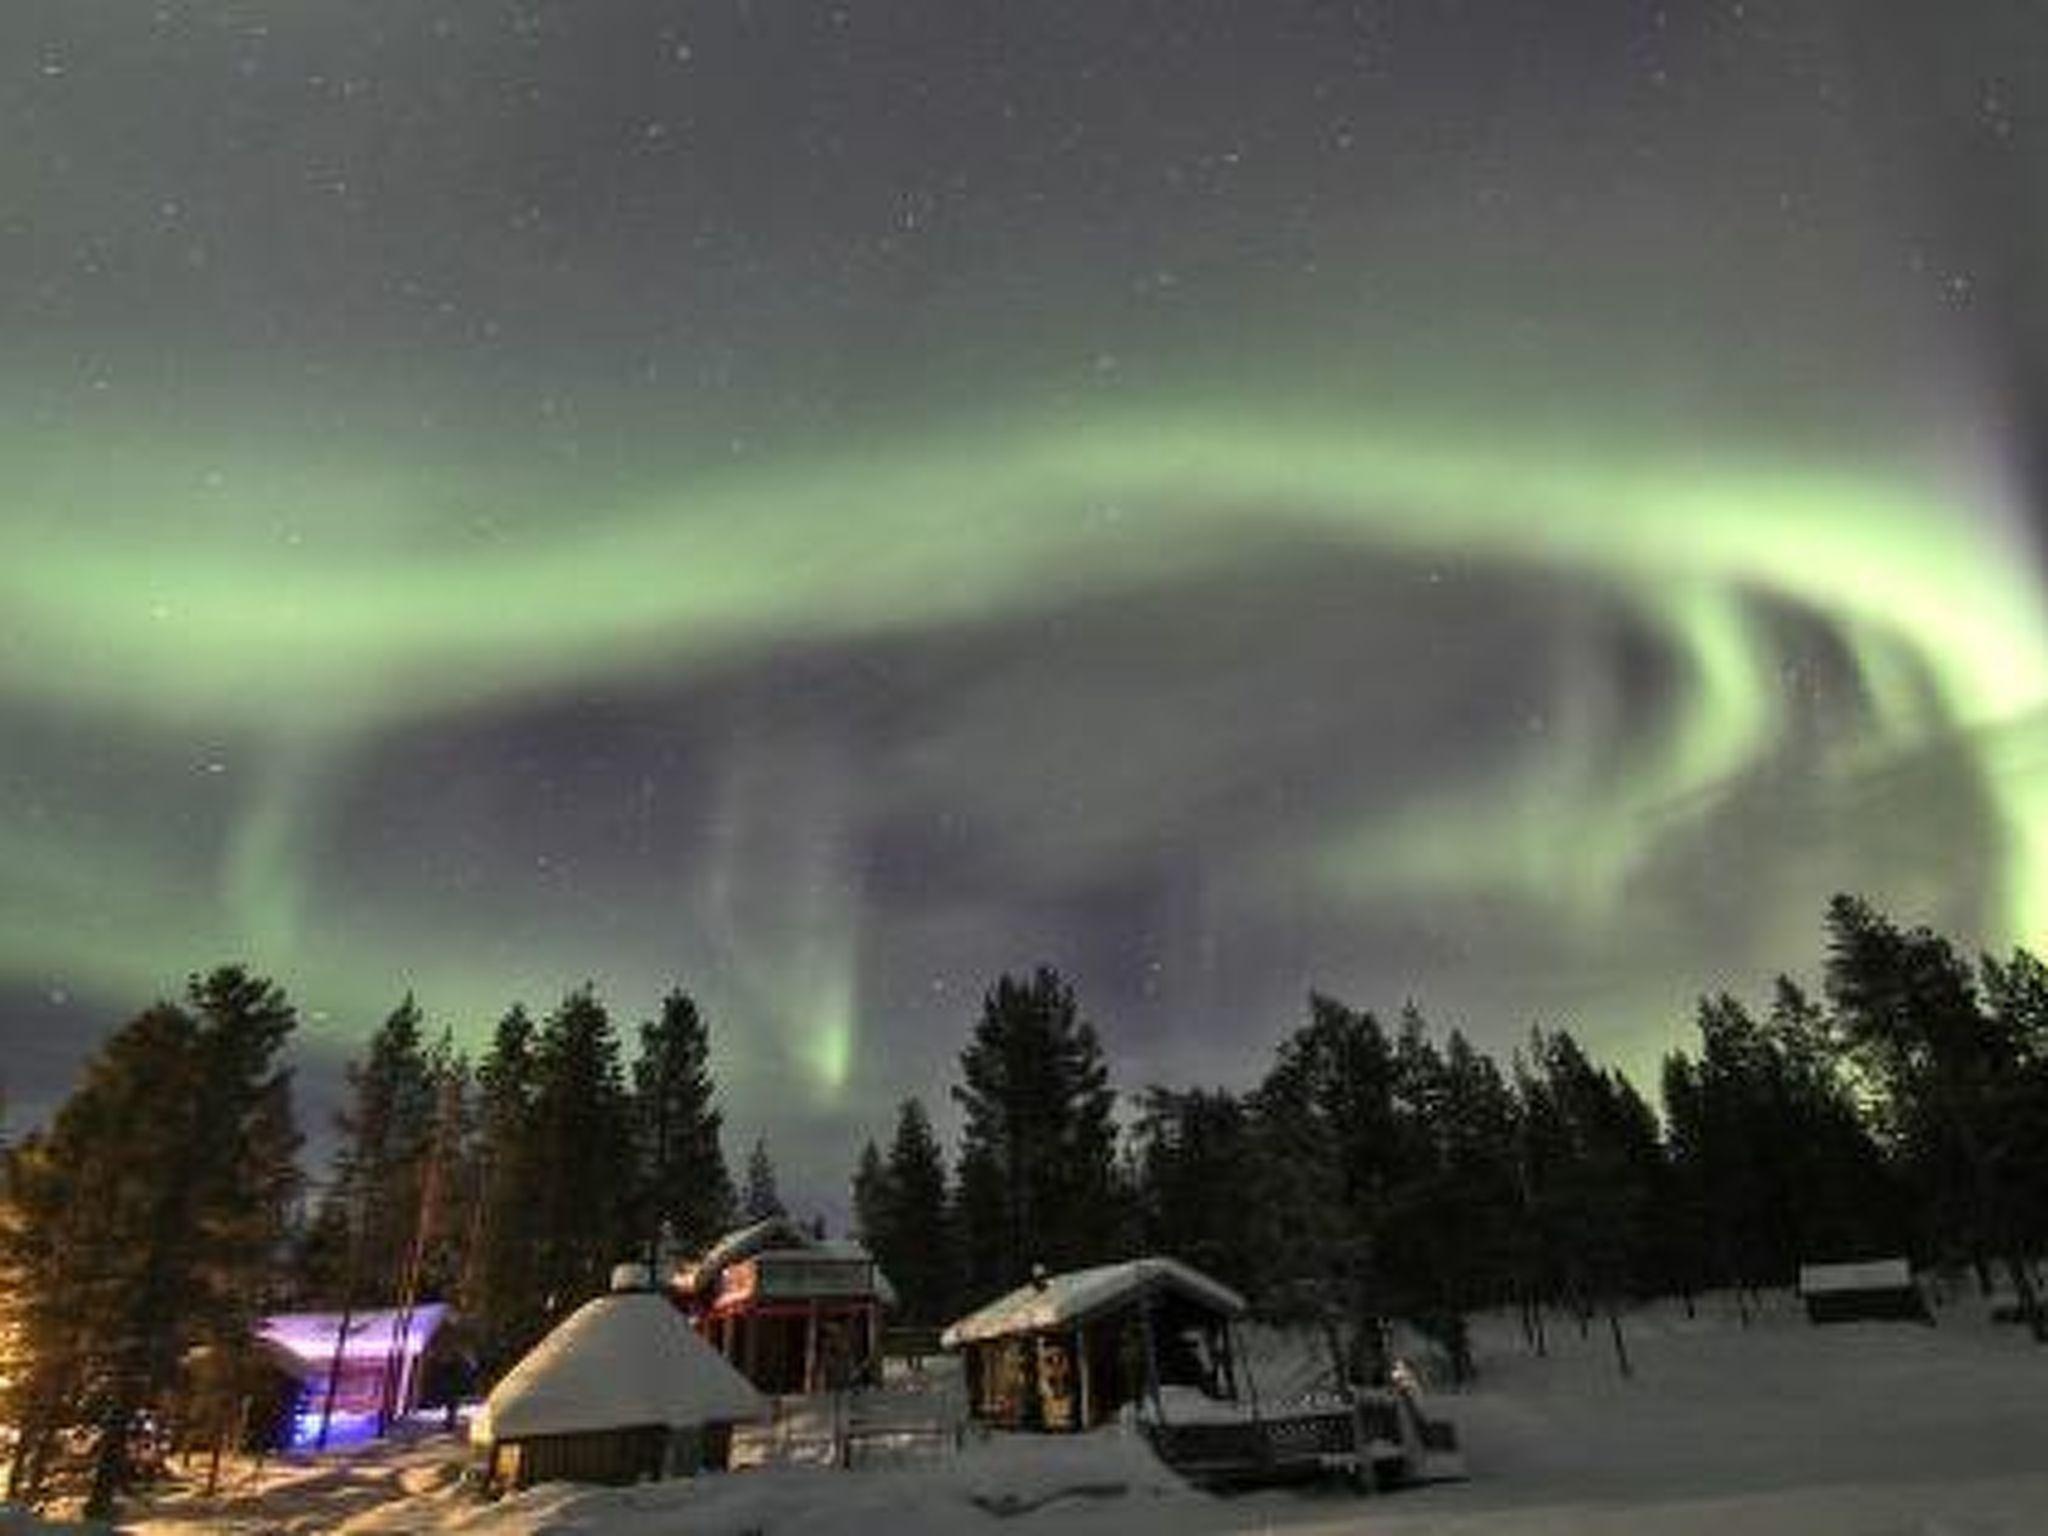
xmin=471 ymin=1290 xmax=765 ymax=1444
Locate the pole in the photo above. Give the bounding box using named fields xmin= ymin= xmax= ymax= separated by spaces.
xmin=316 ymin=1176 xmax=368 ymax=1453
xmin=1138 ymin=1290 xmax=1165 ymax=1424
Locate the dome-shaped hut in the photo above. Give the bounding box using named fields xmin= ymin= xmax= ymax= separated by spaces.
xmin=472 ymin=1265 xmax=766 ymax=1492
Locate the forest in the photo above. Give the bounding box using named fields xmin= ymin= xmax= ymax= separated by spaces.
xmin=5 ymin=893 xmax=2048 ymax=1515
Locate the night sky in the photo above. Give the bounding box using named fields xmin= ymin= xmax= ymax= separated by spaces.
xmin=5 ymin=3 xmax=2045 ymax=1207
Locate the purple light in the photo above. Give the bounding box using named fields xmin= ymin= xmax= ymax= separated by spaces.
xmin=259 ymin=1303 xmax=450 ymax=1368
xmin=261 ymin=1305 xmax=453 ymax=1454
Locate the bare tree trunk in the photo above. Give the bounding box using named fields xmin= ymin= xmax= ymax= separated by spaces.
xmin=2004 ymin=1253 xmax=2048 ymax=1343
xmin=1605 ymin=1306 xmax=1633 ymax=1379
xmin=205 ymin=1417 xmax=225 ymax=1498
xmin=84 ymin=1398 xmax=131 ymax=1520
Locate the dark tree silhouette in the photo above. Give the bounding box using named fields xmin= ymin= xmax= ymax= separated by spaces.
xmin=631 ymin=990 xmax=736 ymax=1261
xmin=953 ymin=968 xmax=1121 ymax=1296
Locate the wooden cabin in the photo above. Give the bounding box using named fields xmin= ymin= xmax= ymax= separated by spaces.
xmin=943 ymin=1257 xmax=1462 ymax=1490
xmin=941 ymin=1257 xmax=1247 ymax=1432
xmin=472 ymin=1265 xmax=765 ymax=1493
xmin=676 ymin=1216 xmax=893 ymax=1396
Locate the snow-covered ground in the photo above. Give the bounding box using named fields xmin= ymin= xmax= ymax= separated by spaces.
xmin=102 ymin=1287 xmax=2048 ymax=1535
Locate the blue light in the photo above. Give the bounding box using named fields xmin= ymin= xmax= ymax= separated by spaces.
xmin=286 ymin=1404 xmax=381 ymax=1453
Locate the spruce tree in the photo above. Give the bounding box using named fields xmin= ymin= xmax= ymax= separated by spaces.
xmin=852 ymin=1139 xmax=891 ymax=1251
xmin=952 ymin=968 xmax=1120 ymax=1295
xmin=743 ymin=1137 xmax=785 ymax=1222
xmin=630 ymin=990 xmax=736 ymax=1261
xmin=1131 ymin=1087 xmax=1259 ymax=1294
xmin=878 ymin=1099 xmax=956 ymax=1325
xmin=528 ymin=987 xmax=634 ymax=1318
xmin=462 ymin=1005 xmax=545 ymax=1371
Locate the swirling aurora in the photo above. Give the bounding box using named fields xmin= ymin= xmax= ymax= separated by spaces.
xmin=4 ymin=1 xmax=2044 ymax=1199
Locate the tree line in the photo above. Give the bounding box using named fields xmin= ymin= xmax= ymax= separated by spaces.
xmin=848 ymin=896 xmax=2048 ymax=1382
xmin=7 ymin=892 xmax=2048 ymax=1513
xmin=0 ymin=978 xmax=770 ymax=1514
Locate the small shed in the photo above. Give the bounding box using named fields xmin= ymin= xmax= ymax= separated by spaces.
xmin=677 ymin=1216 xmax=894 ymax=1396
xmin=472 ymin=1266 xmax=765 ymax=1492
xmin=1798 ymin=1258 xmax=1930 ymax=1324
xmin=942 ymin=1258 xmax=1247 ymax=1432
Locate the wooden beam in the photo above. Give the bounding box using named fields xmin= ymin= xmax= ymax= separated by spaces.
xmin=1075 ymin=1324 xmax=1093 ymax=1428
xmin=1139 ymin=1292 xmax=1165 ymax=1424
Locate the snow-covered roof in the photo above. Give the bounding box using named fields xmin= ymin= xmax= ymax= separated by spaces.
xmin=1798 ymin=1258 xmax=1915 ymax=1295
xmin=259 ymin=1304 xmax=450 ymax=1375
xmin=677 ymin=1219 xmax=897 ymax=1308
xmin=471 ymin=1290 xmax=765 ymax=1444
xmin=677 ymin=1215 xmax=816 ymax=1293
xmin=940 ymin=1258 xmax=1246 ymax=1348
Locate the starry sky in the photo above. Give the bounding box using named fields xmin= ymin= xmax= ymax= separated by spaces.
xmin=4 ymin=2 xmax=2045 ymax=1207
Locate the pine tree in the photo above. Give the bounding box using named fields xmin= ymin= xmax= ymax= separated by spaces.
xmin=852 ymin=1140 xmax=891 ymax=1247
xmin=952 ymin=969 xmax=1121 ymax=1296
xmin=954 ymin=1140 xmax=1008 ymax=1303
xmin=876 ymin=1100 xmax=956 ymax=1325
xmin=1978 ymin=948 xmax=2048 ymax=1290
xmin=630 ymin=990 xmax=736 ymax=1261
xmin=743 ymin=1137 xmax=784 ymax=1222
xmin=1761 ymin=977 xmax=1897 ymax=1264
xmin=1826 ymin=894 xmax=2045 ymax=1336
xmin=1517 ymin=1028 xmax=1657 ymax=1376
xmin=1249 ymin=995 xmax=1402 ymax=1382
xmin=462 ymin=1005 xmax=545 ymax=1371
xmin=1131 ymin=1087 xmax=1259 ymax=1295
xmin=410 ymin=1035 xmax=473 ymax=1306
xmin=0 ymin=967 xmax=300 ymax=1516
xmin=329 ymin=995 xmax=437 ymax=1306
xmin=1380 ymin=1018 xmax=1522 ymax=1379
xmin=528 ymin=987 xmax=635 ymax=1319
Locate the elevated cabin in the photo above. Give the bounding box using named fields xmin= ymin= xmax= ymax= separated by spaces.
xmin=255 ymin=1302 xmax=453 ymax=1451
xmin=943 ymin=1258 xmax=1462 ymax=1491
xmin=676 ymin=1216 xmax=893 ymax=1396
xmin=942 ymin=1258 xmax=1246 ymax=1433
xmin=1799 ymin=1258 xmax=1931 ymax=1324
xmin=472 ymin=1264 xmax=765 ymax=1493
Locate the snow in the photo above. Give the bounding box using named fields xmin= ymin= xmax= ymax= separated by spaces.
xmin=676 ymin=1216 xmax=813 ymax=1293
xmin=471 ymin=1290 xmax=765 ymax=1444
xmin=0 ymin=1504 xmax=102 ymax=1535
xmin=940 ymin=1258 xmax=1246 ymax=1347
xmin=114 ymin=1287 xmax=2048 ymax=1535
xmin=1143 ymin=1384 xmax=1264 ymax=1426
xmin=676 ymin=1219 xmax=897 ymax=1310
xmin=327 ymin=1424 xmax=1201 ymax=1536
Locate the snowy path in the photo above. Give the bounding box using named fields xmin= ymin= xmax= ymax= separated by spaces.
xmin=109 ymin=1290 xmax=2048 ymax=1535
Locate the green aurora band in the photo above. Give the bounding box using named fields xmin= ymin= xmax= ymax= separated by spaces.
xmin=5 ymin=391 xmax=2042 ymax=1091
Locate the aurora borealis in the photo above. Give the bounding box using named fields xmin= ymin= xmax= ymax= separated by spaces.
xmin=5 ymin=2 xmax=2046 ymax=1201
